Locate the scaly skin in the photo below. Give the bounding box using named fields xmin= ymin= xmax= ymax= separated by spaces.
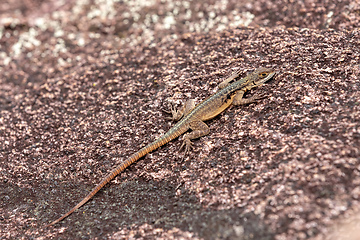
xmin=46 ymin=67 xmax=276 ymax=227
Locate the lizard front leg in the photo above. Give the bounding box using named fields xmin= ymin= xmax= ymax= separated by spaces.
xmin=232 ymin=90 xmax=267 ymax=106
xmin=180 ymin=120 xmax=210 ymax=154
xmin=218 ymin=69 xmax=241 ymax=89
xmin=165 ymin=99 xmax=196 ymax=121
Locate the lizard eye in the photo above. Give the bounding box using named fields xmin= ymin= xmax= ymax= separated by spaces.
xmin=259 ymin=72 xmax=268 ymax=78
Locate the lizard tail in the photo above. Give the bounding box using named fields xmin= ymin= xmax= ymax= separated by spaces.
xmin=46 ymin=128 xmax=183 ymax=227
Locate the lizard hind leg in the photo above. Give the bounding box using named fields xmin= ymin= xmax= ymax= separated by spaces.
xmin=165 ymin=99 xmax=196 ymax=121
xmin=180 ymin=120 xmax=210 ymax=155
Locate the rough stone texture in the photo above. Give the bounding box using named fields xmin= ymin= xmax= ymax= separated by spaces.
xmin=0 ymin=0 xmax=360 ymax=239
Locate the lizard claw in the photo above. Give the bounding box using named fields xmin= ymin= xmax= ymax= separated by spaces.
xmin=162 ymin=108 xmax=172 ymax=114
xmin=162 ymin=104 xmax=174 ymax=114
xmin=180 ymin=138 xmax=193 ymax=155
xmin=163 ymin=104 xmax=181 ymax=121
xmin=254 ymin=93 xmax=268 ymax=100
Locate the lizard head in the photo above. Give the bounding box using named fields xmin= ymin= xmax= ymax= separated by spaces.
xmin=250 ymin=67 xmax=276 ymax=87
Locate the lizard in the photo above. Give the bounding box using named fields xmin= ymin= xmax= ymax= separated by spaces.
xmin=46 ymin=67 xmax=276 ymax=227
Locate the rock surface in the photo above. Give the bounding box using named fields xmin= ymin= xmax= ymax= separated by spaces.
xmin=1 ymin=0 xmax=360 ymax=239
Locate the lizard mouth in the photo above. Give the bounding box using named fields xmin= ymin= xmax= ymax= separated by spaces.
xmin=266 ymin=71 xmax=276 ymax=81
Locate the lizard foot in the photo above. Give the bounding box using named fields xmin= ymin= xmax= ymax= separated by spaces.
xmin=233 ymin=92 xmax=268 ymax=105
xmin=253 ymin=92 xmax=268 ymax=100
xmin=180 ymin=138 xmax=193 ymax=155
xmin=163 ymin=104 xmax=183 ymax=121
